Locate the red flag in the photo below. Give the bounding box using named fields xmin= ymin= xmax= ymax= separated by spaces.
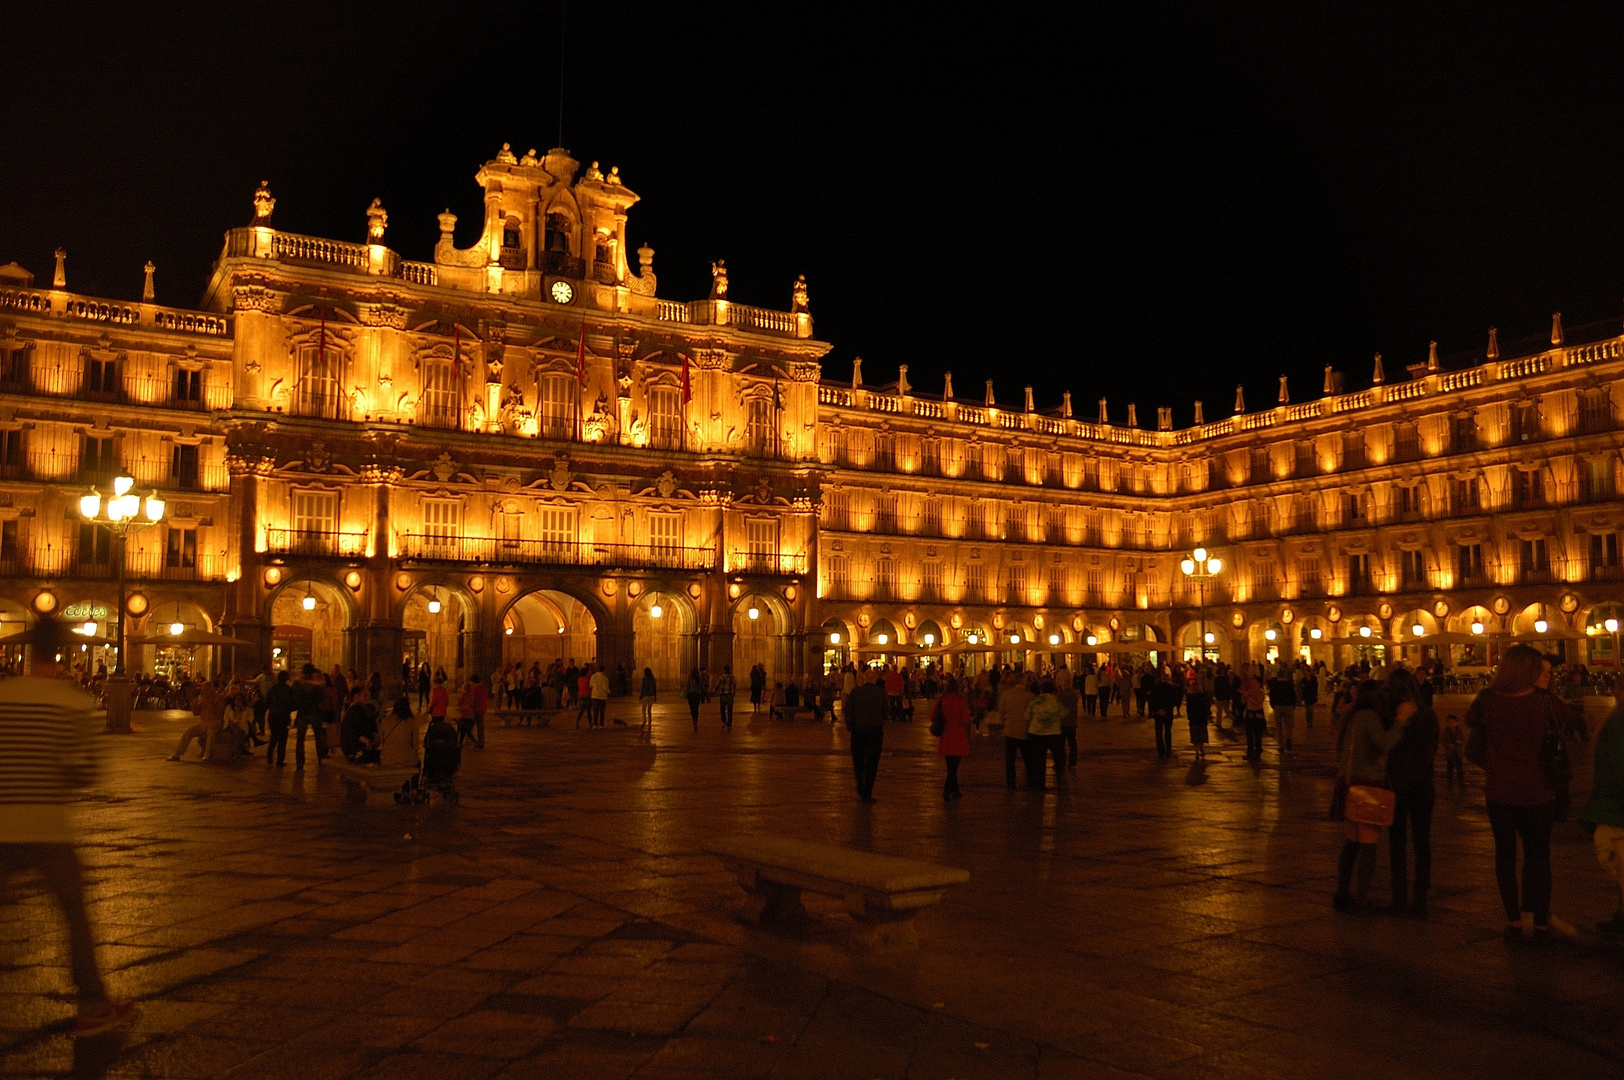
xmin=317 ymin=307 xmax=326 ymax=370
xmin=680 ymin=354 xmax=692 ymax=405
xmin=452 ymin=325 xmax=461 ymax=380
xmin=575 ymin=322 xmax=587 ymax=385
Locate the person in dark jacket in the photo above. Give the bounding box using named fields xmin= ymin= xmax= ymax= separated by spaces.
xmin=1268 ymin=667 xmax=1298 ymax=751
xmin=1581 ymin=703 xmax=1624 ymax=935
xmin=845 ymin=670 xmax=888 ymax=802
xmin=339 ymin=688 xmax=381 ymax=764
xmin=1384 ymin=669 xmax=1439 ymax=917
xmin=264 ymin=670 xmax=296 ymax=766
xmin=1148 ymin=674 xmax=1182 ymax=759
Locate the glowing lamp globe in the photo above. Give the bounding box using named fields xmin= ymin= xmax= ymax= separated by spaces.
xmin=1009 ymin=634 xmax=1021 ymax=645
xmin=1085 ymin=634 xmax=1097 ymax=645
xmin=169 ymin=621 xmax=183 ymax=636
xmin=876 ymin=633 xmax=888 ymax=645
xmin=828 ymin=630 xmax=839 ymax=644
xmin=427 ymin=598 xmax=442 ymax=615
xmin=1471 ymin=621 xmax=1484 ymax=634
xmin=923 ymin=634 xmax=935 ymax=646
xmin=1359 ymin=627 xmax=1372 ymax=638
xmin=80 ymin=621 xmax=96 ymax=635
xmin=1181 ymin=559 xmax=1196 ymax=575
xmin=78 ymin=492 xmax=101 ymax=519
xmin=747 ymin=605 xmax=760 ymax=620
xmin=145 ymin=495 xmax=165 ymax=522
xmin=1193 ymin=547 xmax=1208 ymax=563
xmin=1049 ymin=634 xmax=1060 ymax=645
xmin=112 ymin=476 xmax=134 ymax=498
xmin=1264 ymin=629 xmax=1276 ymax=641
xmin=1412 ymin=624 xmax=1425 ymax=638
xmin=1204 ymin=631 xmax=1216 ymax=644
xmin=1309 ymin=627 xmax=1322 ymax=640
xmin=1608 ymin=618 xmax=1621 ymax=634
xmin=504 ymin=626 xmax=513 ymax=636
xmin=1207 ymin=558 xmax=1221 ymax=574
xmin=649 ymin=603 xmax=663 ymax=619
xmin=301 ymin=595 xmax=316 ymax=612
xmin=1534 ymin=619 xmax=1549 ymax=633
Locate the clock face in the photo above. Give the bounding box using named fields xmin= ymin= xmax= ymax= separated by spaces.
xmin=550 ymin=280 xmax=575 ymax=304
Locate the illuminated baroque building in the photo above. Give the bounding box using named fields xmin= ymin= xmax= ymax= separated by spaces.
xmin=1 ymin=145 xmax=1622 ymax=685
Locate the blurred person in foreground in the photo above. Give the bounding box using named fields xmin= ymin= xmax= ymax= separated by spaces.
xmin=0 ymin=618 xmax=137 ymax=1036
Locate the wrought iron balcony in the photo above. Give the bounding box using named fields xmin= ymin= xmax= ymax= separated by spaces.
xmin=398 ymin=534 xmax=715 ymax=572
xmin=264 ymin=529 xmax=369 ymax=558
xmin=728 ymin=551 xmax=809 ymax=576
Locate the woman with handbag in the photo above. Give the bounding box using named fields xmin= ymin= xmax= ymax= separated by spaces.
xmin=933 ymin=676 xmax=972 ymax=800
xmin=1333 ymin=680 xmax=1414 ymax=911
xmin=1466 ymin=645 xmax=1577 ymax=942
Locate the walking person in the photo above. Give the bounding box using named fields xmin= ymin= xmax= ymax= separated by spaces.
xmin=639 ymin=667 xmax=657 ymax=731
xmin=1384 ymin=669 xmax=1439 ymax=917
xmin=845 ymin=668 xmax=887 ymax=802
xmin=933 ymin=675 xmax=972 ymax=799
xmin=714 ymin=665 xmax=736 ymax=729
xmin=1240 ymin=672 xmax=1267 ymax=760
xmin=1269 ymin=664 xmax=1297 ymax=751
xmin=1187 ymin=682 xmax=1211 ymax=760
xmin=1057 ymin=673 xmax=1081 ymax=769
xmin=416 ymin=663 xmax=431 ymax=711
xmin=1332 ymin=680 xmax=1414 ymax=911
xmin=293 ymin=663 xmax=330 ymax=768
xmin=997 ymin=673 xmax=1035 ymax=790
xmin=1082 ymin=666 xmax=1099 ymax=718
xmin=683 ymin=667 xmax=705 ymax=731
xmin=1467 ymin=645 xmax=1578 ymax=942
xmin=1115 ymin=666 xmax=1135 ymax=718
xmin=749 ymin=663 xmax=767 ymax=715
xmin=462 ymin=674 xmax=489 ymax=747
xmin=589 ymin=665 xmax=610 ymax=728
xmin=0 ymin=621 xmax=137 ymax=1037
xmin=1024 ymin=679 xmax=1068 ymax=789
xmin=264 ymin=670 xmax=295 ymax=766
xmin=1440 ymin=713 xmax=1467 ymax=792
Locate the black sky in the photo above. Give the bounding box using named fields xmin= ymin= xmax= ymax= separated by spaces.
xmin=4 ymin=2 xmax=1624 ymax=424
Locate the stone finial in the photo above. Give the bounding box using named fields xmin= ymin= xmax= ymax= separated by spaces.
xmin=52 ymin=248 xmax=65 ymax=288
xmin=365 ymin=198 xmax=388 ymax=242
xmin=1127 ymin=403 xmax=1138 ymax=428
xmin=1427 ymin=340 xmax=1439 ymax=372
xmin=1194 ymin=400 xmax=1205 ymax=425
xmin=1277 ymin=375 xmax=1289 ymax=405
xmin=897 ymin=365 xmax=911 ymax=396
xmin=1061 ymin=391 xmax=1072 ymax=418
xmin=709 ymin=260 xmax=728 ymax=300
xmin=1551 ymin=312 xmax=1564 ymax=346
xmin=437 ymin=209 xmax=457 ymax=241
xmin=1372 ymin=353 xmax=1385 ymax=385
xmin=791 ymin=274 xmax=809 ymax=313
xmin=142 ymin=261 xmax=155 ymax=302
xmin=1157 ymin=406 xmax=1172 ymax=431
xmin=985 ymin=380 xmax=996 ymax=407
xmin=851 ymin=356 xmax=863 ymax=389
xmin=943 ymin=371 xmax=954 ymax=400
xmin=1487 ymin=327 xmax=1499 ymax=359
xmin=1098 ymin=397 xmax=1108 ymax=424
xmin=1234 ymin=384 xmax=1245 ymax=414
xmin=252 ymin=180 xmax=275 ymax=222
xmin=1023 ymin=386 xmax=1034 ymax=413
xmin=1323 ymin=365 xmax=1334 ymax=395
xmin=639 ymin=244 xmax=655 ymax=275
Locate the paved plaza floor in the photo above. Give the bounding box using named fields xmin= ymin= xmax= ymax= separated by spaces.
xmin=4 ymin=694 xmax=1624 ymax=1079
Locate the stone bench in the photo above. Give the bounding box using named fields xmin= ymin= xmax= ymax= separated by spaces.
xmin=330 ymin=760 xmax=420 ymax=804
xmin=703 ymin=836 xmax=969 ymax=953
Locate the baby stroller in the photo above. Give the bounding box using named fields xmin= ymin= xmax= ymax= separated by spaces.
xmin=394 ymin=717 xmax=462 ymax=804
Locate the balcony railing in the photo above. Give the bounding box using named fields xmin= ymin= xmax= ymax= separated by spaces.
xmin=728 ymin=551 xmax=810 ymax=576
xmin=399 ymin=534 xmax=716 ymax=572
xmin=126 ymin=549 xmax=227 ymax=582
xmin=264 ymin=529 xmax=369 ymax=558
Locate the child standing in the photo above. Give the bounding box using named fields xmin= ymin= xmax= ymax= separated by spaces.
xmin=1440 ymin=712 xmax=1466 ymax=792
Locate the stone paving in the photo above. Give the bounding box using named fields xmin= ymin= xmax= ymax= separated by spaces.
xmin=3 ymin=694 xmax=1624 ymax=1079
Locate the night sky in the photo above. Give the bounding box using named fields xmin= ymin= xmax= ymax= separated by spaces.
xmin=5 ymin=3 xmax=1624 ymax=424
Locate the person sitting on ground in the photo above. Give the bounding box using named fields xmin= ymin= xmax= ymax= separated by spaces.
xmin=168 ymin=680 xmax=225 ymax=762
xmin=340 ymin=688 xmax=381 ymax=765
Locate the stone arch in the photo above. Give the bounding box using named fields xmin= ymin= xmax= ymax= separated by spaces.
xmin=732 ymin=590 xmax=791 ymax=683
xmin=499 ymin=585 xmax=605 ymax=672
xmin=400 ymin=577 xmax=481 ymax=685
xmin=266 ymin=575 xmax=357 ymax=673
xmin=632 ymin=586 xmax=697 ymax=687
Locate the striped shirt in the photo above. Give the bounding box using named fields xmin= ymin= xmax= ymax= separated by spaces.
xmin=0 ymin=677 xmax=98 ymax=843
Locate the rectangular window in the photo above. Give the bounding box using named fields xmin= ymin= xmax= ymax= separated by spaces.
xmin=1297 ymin=557 xmax=1322 ymax=595
xmin=1085 ymin=568 xmax=1104 ymax=601
xmin=877 ymin=495 xmax=898 ymax=533
xmin=828 ymin=555 xmax=847 ymax=594
xmin=649 ymin=514 xmax=682 ymax=553
xmin=498 ymin=511 xmax=522 ymax=548
xmin=649 ymin=386 xmax=682 ymax=449
xmin=1580 ymin=392 xmax=1615 ymax=435
xmin=423 ymin=501 xmax=461 ymax=557
xmin=1344 ymin=493 xmax=1366 ymax=525
xmin=1347 ymin=553 xmax=1372 ymax=592
xmin=1295 ymin=443 xmax=1316 ymax=476
xmin=0 ymin=347 xmax=27 ymax=391
xmin=921 ymin=499 xmax=941 ymax=537
xmin=1252 ymin=560 xmax=1277 ymax=598
xmin=419 ymin=362 xmax=458 ymax=429
xmin=1047 ymin=560 xmax=1065 ymax=601
xmin=874 ymin=432 xmax=894 ymax=470
xmin=166 ymin=527 xmax=197 ymax=569
xmin=1396 ymin=485 xmax=1422 ymax=519
xmin=1454 ymin=477 xmax=1481 ymax=513
xmin=745 ymin=518 xmax=779 ymax=572
xmin=292 ymin=491 xmax=336 ymax=536
xmin=294 ymin=345 xmax=340 ymax=419
xmin=541 ymin=375 xmax=574 ymax=440
xmin=1519 ymin=538 xmax=1549 ymax=578
xmin=746 ymin=397 xmax=774 ymax=455
xmin=922 ymin=560 xmax=942 ymax=601
xmin=0 ymin=519 xmax=17 ymax=562
xmin=170 ymin=444 xmax=200 ymax=490
xmin=1585 ymin=459 xmax=1615 ymax=502
xmin=0 ymin=429 xmax=22 ymax=474
xmin=1511 ymin=403 xmax=1540 ymax=443
xmin=875 ymin=557 xmax=895 ymax=599
xmin=1249 ymin=447 xmax=1269 ymax=483
xmin=826 ymin=490 xmax=849 ymax=530
xmin=172 ymin=367 xmax=202 ymax=405
xmin=1395 ymin=423 xmax=1420 ymax=462
xmin=1006 ymin=564 xmax=1025 ymax=603
xmin=538 ymin=506 xmax=576 ymax=553
xmin=921 ymin=439 xmax=940 ymax=475
xmin=77 ymin=522 xmax=111 ymax=566
xmin=86 ymin=356 xmax=118 ymax=398
xmin=966 ymin=562 xmax=986 ymax=601
xmin=1456 ymin=544 xmax=1484 ymax=583
xmin=1591 ymin=533 xmax=1620 ymax=574
xmin=81 ymin=435 xmax=115 ymax=481
xmin=1512 ymin=469 xmax=1544 ymax=509
xmin=1453 ymin=414 xmax=1478 ymax=452
xmin=1400 ymin=549 xmax=1426 ymax=588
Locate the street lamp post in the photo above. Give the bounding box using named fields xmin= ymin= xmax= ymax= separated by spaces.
xmin=78 ymin=476 xmax=165 ymax=733
xmin=1179 ymin=547 xmax=1223 ymax=663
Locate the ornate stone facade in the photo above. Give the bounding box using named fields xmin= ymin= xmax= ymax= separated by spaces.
xmin=2 ymin=147 xmax=1622 ymax=684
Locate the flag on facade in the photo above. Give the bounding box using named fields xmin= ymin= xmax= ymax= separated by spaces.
xmin=680 ymin=354 xmax=692 ymax=405
xmin=317 ymin=307 xmax=326 ymax=370
xmin=452 ymin=325 xmax=461 ymax=380
xmin=575 ymin=322 xmax=587 ymax=385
